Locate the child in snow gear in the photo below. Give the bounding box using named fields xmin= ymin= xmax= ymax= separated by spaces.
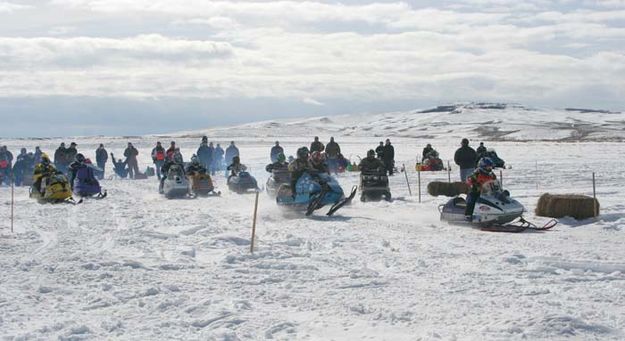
xmin=454 ymin=138 xmax=477 ymax=182
xmin=359 ymin=150 xmax=391 ymax=202
xmin=111 ymin=153 xmax=129 ymax=178
xmin=95 ymin=144 xmax=108 ymax=179
xmin=464 ymin=158 xmax=497 ymax=219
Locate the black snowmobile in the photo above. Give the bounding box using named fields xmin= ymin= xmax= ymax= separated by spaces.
xmin=360 ymin=170 xmax=391 ymax=202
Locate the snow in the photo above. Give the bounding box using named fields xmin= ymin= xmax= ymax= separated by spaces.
xmin=1 ymin=104 xmax=625 ymax=340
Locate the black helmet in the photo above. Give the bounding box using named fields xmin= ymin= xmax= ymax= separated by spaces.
xmin=297 ymin=147 xmax=309 ymax=159
xmin=76 ymin=153 xmax=85 ymax=163
xmin=367 ymin=149 xmax=375 ymax=158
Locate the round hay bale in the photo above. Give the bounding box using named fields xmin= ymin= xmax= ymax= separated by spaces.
xmin=427 ymin=181 xmax=469 ymax=197
xmin=535 ymin=193 xmax=600 ymax=220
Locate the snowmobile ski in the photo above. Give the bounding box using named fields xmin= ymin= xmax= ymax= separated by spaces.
xmin=480 ymin=217 xmax=557 ymax=233
xmin=326 ymin=185 xmax=357 ymax=216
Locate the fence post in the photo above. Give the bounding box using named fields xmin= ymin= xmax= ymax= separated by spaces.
xmin=417 ymin=167 xmax=421 ymax=203
xmin=592 ymin=172 xmax=597 ymax=217
xmin=11 ymin=179 xmax=15 ymax=233
xmin=499 ymin=169 xmax=503 ymax=188
xmin=447 ymin=161 xmax=451 ymax=183
xmin=250 ymin=191 xmax=260 ymax=253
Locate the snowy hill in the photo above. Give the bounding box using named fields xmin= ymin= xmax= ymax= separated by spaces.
xmin=172 ymin=103 xmax=625 ymax=142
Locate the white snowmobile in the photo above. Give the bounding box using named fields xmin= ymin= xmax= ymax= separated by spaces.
xmin=439 ymin=180 xmax=556 ymax=232
xmin=160 ymin=164 xmax=192 ymax=199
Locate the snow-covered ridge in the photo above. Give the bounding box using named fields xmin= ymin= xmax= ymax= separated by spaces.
xmin=172 ymin=103 xmax=624 ymax=142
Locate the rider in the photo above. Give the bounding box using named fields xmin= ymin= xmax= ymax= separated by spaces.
xmin=186 ymin=155 xmax=207 ymax=176
xmin=160 ymin=151 xmax=185 ymax=192
xmin=310 ymin=151 xmax=329 ymax=174
xmin=266 ymin=153 xmax=289 ymax=173
xmin=464 ymin=157 xmax=497 ymax=220
xmin=358 ymin=149 xmax=386 ymax=173
xmin=288 ymin=147 xmax=314 ymax=196
xmin=32 ymin=153 xmax=60 ymax=194
xmin=227 ymin=156 xmax=247 ymax=177
xmin=68 ymin=153 xmax=87 ymax=188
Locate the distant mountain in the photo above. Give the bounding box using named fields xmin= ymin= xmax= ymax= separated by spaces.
xmin=170 ymin=103 xmax=625 ymax=142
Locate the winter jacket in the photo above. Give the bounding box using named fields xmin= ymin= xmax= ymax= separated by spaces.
xmin=111 ymin=153 xmax=128 ymax=178
xmin=0 ymin=151 xmax=13 ymax=170
xmin=310 ymin=141 xmax=325 ymax=153
xmin=166 ymin=147 xmax=176 ymax=160
xmin=227 ymin=162 xmax=247 ymax=176
xmin=225 ymin=145 xmax=239 ymax=164
xmin=422 ymin=147 xmax=434 ymax=161
xmin=152 ymin=146 xmax=166 ymax=162
xmin=197 ymin=144 xmax=213 ymax=165
xmin=325 ymin=142 xmax=341 ymax=158
xmin=34 ymin=150 xmax=42 ymax=164
xmin=96 ymin=147 xmax=108 ymax=164
xmin=454 ymin=146 xmax=477 ymax=169
xmin=124 ymin=146 xmax=139 ymax=161
xmin=270 ymin=145 xmax=284 ymax=161
xmin=54 ymin=147 xmax=66 ymax=165
xmin=375 ymin=145 xmax=385 ymax=159
xmin=467 ymin=169 xmax=497 ymax=192
xmin=382 ymin=144 xmax=395 ymax=162
xmin=358 ymin=156 xmax=386 ymax=173
xmin=65 ymin=147 xmax=78 ymax=163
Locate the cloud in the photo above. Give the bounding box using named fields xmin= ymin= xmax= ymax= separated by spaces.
xmin=0 ymin=1 xmax=31 ymax=12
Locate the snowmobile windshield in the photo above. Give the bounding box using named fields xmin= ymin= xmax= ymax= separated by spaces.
xmin=481 ymin=180 xmax=502 ymax=195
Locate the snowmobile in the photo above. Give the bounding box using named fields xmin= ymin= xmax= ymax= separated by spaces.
xmin=227 ymin=171 xmax=259 ymax=194
xmin=360 ymin=170 xmax=391 ymax=202
xmin=276 ymin=172 xmax=357 ymax=216
xmin=30 ymin=173 xmax=80 ymax=204
xmin=266 ymin=169 xmax=291 ymax=197
xmin=439 ymin=180 xmax=556 ymax=232
xmin=188 ymin=172 xmax=220 ymax=197
xmin=73 ymin=164 xmax=107 ymax=199
xmin=160 ymin=164 xmax=191 ymax=199
xmin=416 ymin=157 xmax=445 ymax=172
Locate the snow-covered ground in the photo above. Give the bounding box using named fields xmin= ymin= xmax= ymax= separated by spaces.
xmin=1 ymin=105 xmax=625 ymax=340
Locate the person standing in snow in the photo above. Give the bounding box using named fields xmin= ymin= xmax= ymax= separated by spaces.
xmin=0 ymin=146 xmax=13 ymax=185
xmin=224 ymin=141 xmax=239 ymax=176
xmin=34 ymin=146 xmax=42 ymax=165
xmin=213 ymin=143 xmax=224 ymax=174
xmin=54 ymin=142 xmax=67 ymax=173
xmin=454 ymin=138 xmax=478 ymax=182
xmin=382 ymin=139 xmax=395 ymax=175
xmin=95 ymin=144 xmax=108 ymax=179
xmin=151 ymin=141 xmax=166 ymax=180
xmin=124 ymin=142 xmax=140 ymax=179
xmin=310 ymin=136 xmax=324 ymax=153
xmin=476 ymin=142 xmax=487 ymax=162
xmin=270 ymin=141 xmax=284 ymax=163
xmin=375 ymin=141 xmax=385 ymax=160
xmin=197 ymin=136 xmax=213 ymax=173
xmin=325 ymin=137 xmax=341 ymax=173
xmin=64 ymin=142 xmax=78 ymax=173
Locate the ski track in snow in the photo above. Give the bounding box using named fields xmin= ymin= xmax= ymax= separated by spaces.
xmin=0 ymin=135 xmax=624 ymax=340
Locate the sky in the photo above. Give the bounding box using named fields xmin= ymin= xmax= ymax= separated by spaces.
xmin=0 ymin=0 xmax=624 ymax=137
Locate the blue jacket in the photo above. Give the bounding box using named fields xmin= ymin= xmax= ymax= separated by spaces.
xmin=197 ymin=144 xmax=213 ymax=164
xmin=225 ymin=145 xmax=239 ymax=164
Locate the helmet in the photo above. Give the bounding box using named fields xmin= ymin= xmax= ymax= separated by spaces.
xmin=297 ymin=147 xmax=309 ymax=160
xmin=75 ymin=153 xmax=85 ymax=163
xmin=311 ymin=151 xmax=325 ymax=163
xmin=41 ymin=153 xmax=50 ymax=164
xmin=478 ymin=157 xmax=494 ymax=172
xmin=367 ymin=149 xmax=375 ymax=158
xmin=277 ymin=153 xmax=286 ymax=163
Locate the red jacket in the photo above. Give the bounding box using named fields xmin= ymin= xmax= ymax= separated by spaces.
xmin=467 ymin=170 xmax=496 ymax=191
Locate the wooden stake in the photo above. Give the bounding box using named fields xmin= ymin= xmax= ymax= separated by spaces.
xmin=447 ymin=161 xmax=451 ymax=183
xmin=402 ymin=164 xmax=412 ymax=196
xmin=417 ymin=166 xmax=421 ymax=203
xmin=499 ymin=169 xmax=503 ymax=188
xmin=592 ymin=172 xmax=597 ymax=217
xmin=250 ymin=190 xmax=260 ymax=253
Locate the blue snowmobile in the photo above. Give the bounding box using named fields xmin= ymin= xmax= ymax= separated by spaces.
xmin=276 ymin=172 xmax=357 ymax=216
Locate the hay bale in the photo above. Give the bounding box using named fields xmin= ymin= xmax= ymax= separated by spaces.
xmin=427 ymin=181 xmax=469 ymax=197
xmin=535 ymin=193 xmax=600 ymax=220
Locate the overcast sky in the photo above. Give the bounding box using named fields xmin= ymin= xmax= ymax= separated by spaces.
xmin=1 ymin=0 xmax=624 ymax=137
